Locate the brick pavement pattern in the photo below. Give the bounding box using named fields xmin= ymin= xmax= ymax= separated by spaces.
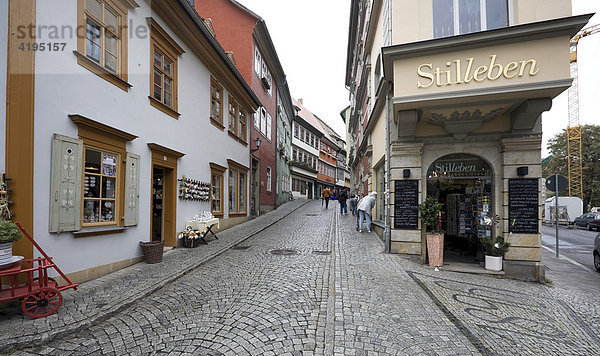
xmin=2 ymin=199 xmax=600 ymax=355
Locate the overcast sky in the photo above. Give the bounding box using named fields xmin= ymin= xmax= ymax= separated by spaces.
xmin=236 ymin=0 xmax=600 ymax=155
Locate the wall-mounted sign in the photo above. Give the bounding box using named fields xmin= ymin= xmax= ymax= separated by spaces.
xmin=427 ymin=154 xmax=492 ymax=179
xmin=394 ymin=180 xmax=419 ymax=229
xmin=417 ymin=55 xmax=539 ymax=88
xmin=508 ymin=178 xmax=539 ymax=234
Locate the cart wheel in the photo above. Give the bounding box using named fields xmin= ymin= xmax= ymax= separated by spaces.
xmin=22 ymin=287 xmax=63 ymax=318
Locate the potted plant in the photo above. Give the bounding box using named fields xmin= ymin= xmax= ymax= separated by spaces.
xmin=0 ymin=220 xmax=22 ymax=264
xmin=419 ymin=196 xmax=444 ymax=267
xmin=480 ymin=235 xmax=510 ymax=271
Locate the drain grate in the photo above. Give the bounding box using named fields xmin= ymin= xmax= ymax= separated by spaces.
xmin=270 ymin=249 xmax=298 ymax=256
xmin=312 ymin=250 xmax=331 ymax=255
xmin=231 ymin=245 xmax=252 ymax=250
xmin=305 ymin=213 xmax=319 ymax=216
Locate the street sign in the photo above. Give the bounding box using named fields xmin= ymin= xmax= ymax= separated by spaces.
xmin=545 ymin=175 xmax=568 ymax=192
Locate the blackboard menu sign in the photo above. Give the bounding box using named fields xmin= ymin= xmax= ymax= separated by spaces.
xmin=508 ymin=178 xmax=539 ymax=233
xmin=394 ymin=180 xmax=419 ymax=229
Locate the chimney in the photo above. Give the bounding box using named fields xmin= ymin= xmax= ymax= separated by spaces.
xmin=298 ymin=98 xmax=303 ymax=105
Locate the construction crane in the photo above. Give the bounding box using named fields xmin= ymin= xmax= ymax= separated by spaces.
xmin=567 ymin=24 xmax=600 ymax=199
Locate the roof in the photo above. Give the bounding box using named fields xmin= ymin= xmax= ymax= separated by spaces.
xmin=292 ymin=98 xmax=345 ymax=150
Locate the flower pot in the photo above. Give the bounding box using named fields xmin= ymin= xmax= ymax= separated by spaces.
xmin=0 ymin=242 xmax=12 ymax=263
xmin=485 ymin=255 xmax=503 ymax=271
xmin=426 ymin=233 xmax=444 ymax=267
xmin=139 ymin=241 xmax=164 ymax=264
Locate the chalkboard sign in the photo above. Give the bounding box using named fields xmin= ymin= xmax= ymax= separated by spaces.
xmin=394 ymin=180 xmax=419 ymax=229
xmin=508 ymin=178 xmax=539 ymax=233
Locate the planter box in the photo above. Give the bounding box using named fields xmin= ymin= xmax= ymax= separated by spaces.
xmin=426 ymin=233 xmax=444 ymax=267
xmin=485 ymin=255 xmax=503 ymax=271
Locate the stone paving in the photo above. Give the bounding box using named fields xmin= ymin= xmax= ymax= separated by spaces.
xmin=2 ymin=199 xmax=600 ymax=355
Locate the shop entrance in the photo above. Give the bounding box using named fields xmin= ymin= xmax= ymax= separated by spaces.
xmin=426 ymin=154 xmax=494 ymax=262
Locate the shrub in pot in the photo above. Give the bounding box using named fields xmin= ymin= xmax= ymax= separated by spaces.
xmin=418 ymin=196 xmax=444 ymax=267
xmin=0 ymin=220 xmax=22 ymax=264
xmin=480 ymin=235 xmax=510 ymax=271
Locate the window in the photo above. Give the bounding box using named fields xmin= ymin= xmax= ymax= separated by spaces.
xmin=210 ymin=163 xmax=226 ymax=217
xmin=266 ymin=166 xmax=272 ymax=192
xmin=83 ymin=148 xmax=118 ymax=225
xmin=149 ymin=19 xmax=184 ymax=118
xmin=210 ymin=77 xmax=224 ymax=127
xmin=238 ymin=110 xmax=247 ymax=142
xmin=433 ymin=0 xmax=508 ymax=38
xmin=152 ymin=49 xmax=175 ymax=109
xmin=228 ymin=96 xmax=238 ymax=133
xmin=76 ymin=0 xmax=129 ymax=90
xmin=294 ymin=123 xmax=299 ymax=138
xmin=260 ymin=108 xmax=267 ymax=136
xmin=254 ymin=47 xmax=262 ymax=75
xmin=266 ymin=112 xmax=272 ymax=141
xmin=227 ymin=160 xmax=248 ymax=215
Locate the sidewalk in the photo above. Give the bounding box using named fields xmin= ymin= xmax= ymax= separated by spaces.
xmin=0 ymin=199 xmax=311 ymax=354
xmin=541 ymin=245 xmax=600 ymax=294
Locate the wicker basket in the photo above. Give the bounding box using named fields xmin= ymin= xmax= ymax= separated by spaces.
xmin=139 ymin=241 xmax=164 ymax=264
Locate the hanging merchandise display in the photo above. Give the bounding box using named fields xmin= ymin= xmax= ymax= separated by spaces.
xmin=178 ymin=176 xmax=210 ymax=201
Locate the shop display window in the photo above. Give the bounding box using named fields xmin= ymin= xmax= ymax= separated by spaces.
xmin=83 ymin=148 xmax=118 ymax=225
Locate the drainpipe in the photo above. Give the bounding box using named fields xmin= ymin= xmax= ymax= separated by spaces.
xmin=384 ymin=82 xmax=392 ymax=253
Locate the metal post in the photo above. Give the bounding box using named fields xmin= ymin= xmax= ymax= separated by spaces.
xmin=555 ymin=173 xmax=559 ymax=258
xmin=384 ymin=83 xmax=392 ymax=253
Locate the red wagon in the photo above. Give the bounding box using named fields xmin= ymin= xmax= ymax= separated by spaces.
xmin=0 ymin=222 xmax=78 ymax=318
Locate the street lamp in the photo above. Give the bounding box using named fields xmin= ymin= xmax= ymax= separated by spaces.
xmin=250 ymin=137 xmax=261 ymax=153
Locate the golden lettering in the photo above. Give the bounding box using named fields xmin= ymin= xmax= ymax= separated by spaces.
xmin=416 ymin=55 xmax=540 ymax=88
xmin=503 ymin=61 xmax=519 ymax=78
xmin=417 ymin=63 xmax=434 ymax=88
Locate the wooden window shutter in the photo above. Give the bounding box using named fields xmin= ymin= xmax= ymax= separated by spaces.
xmin=124 ymin=152 xmax=140 ymax=226
xmin=49 ymin=134 xmax=83 ymax=233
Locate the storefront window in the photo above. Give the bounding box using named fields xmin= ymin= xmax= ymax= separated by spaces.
xmin=83 ymin=148 xmax=118 ymax=225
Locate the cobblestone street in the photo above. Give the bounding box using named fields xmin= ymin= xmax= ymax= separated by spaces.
xmin=4 ymin=200 xmax=600 ymax=355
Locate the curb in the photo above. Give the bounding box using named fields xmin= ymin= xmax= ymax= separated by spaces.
xmin=0 ymin=200 xmax=312 ymax=354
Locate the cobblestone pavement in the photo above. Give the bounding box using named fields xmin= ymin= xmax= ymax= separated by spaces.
xmin=3 ymin=200 xmax=600 ymax=355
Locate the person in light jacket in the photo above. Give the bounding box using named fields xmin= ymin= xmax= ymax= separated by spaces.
xmin=357 ymin=191 xmax=377 ymax=232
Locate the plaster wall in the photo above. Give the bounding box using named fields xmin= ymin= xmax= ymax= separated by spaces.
xmin=32 ymin=0 xmax=250 ymax=276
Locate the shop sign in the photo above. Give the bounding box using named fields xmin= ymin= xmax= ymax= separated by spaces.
xmin=428 ymin=155 xmax=491 ymax=178
xmin=417 ymin=54 xmax=539 ymax=88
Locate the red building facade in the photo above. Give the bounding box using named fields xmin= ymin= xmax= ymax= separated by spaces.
xmin=195 ymin=0 xmax=278 ymax=213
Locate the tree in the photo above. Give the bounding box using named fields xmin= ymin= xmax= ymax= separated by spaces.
xmin=542 ymin=125 xmax=600 ymax=210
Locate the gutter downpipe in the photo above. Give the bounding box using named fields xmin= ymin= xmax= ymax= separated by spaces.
xmin=384 ymin=81 xmax=392 ymax=253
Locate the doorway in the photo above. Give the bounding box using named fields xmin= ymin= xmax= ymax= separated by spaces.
xmin=250 ymin=158 xmax=260 ymax=216
xmin=150 ymin=165 xmax=175 ymax=245
xmin=151 ymin=167 xmax=164 ymax=242
xmin=426 ymin=154 xmax=494 ymax=263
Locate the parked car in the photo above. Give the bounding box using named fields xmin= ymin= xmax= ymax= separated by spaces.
xmin=593 ymin=233 xmax=600 ymax=272
xmin=573 ymin=212 xmax=600 ymax=231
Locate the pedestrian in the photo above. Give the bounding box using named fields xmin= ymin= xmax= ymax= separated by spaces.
xmin=322 ymin=187 xmax=331 ymax=209
xmin=349 ymin=194 xmax=358 ymax=216
xmin=357 ymin=191 xmax=377 ymax=233
xmin=338 ymin=188 xmax=348 ymax=215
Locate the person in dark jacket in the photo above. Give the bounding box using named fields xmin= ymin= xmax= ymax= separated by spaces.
xmin=349 ymin=194 xmax=358 ymax=216
xmin=338 ymin=189 xmax=348 ymax=215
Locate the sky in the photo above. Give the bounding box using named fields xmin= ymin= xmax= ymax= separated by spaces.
xmin=236 ymin=0 xmax=600 ymax=154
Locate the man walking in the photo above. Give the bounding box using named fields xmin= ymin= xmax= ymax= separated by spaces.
xmin=322 ymin=187 xmax=331 ymax=209
xmin=338 ymin=188 xmax=348 ymax=215
xmin=349 ymin=194 xmax=358 ymax=216
xmin=357 ymin=191 xmax=377 ymax=232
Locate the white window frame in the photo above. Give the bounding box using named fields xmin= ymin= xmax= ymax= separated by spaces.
xmin=434 ymin=0 xmax=510 ymax=38
xmin=266 ymin=166 xmax=272 ymax=192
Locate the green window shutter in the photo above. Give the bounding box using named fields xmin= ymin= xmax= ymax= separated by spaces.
xmin=49 ymin=134 xmax=83 ymax=233
xmin=124 ymin=152 xmax=140 ymax=226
